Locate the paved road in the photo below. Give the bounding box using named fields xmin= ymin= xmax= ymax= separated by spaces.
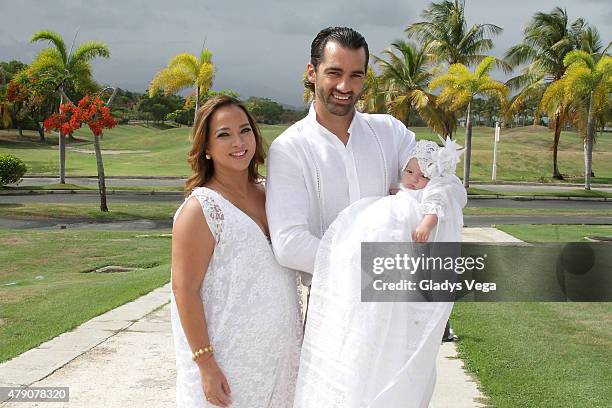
xmin=1 ymin=215 xmax=610 ymax=231
xmin=1 ymin=192 xmax=610 ymax=209
xmin=15 ymin=177 xmax=186 ymax=188
xmin=0 ymin=192 xmax=182 ymax=204
xmin=13 ymin=177 xmax=612 ymax=192
xmin=1 ymin=192 xmax=610 ymax=230
xmin=466 ymin=198 xmax=610 ymax=210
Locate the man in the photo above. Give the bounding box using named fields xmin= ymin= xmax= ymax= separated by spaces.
xmin=266 ymin=27 xmax=416 ymax=287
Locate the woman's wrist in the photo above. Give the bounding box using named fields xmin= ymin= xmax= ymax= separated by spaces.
xmin=195 ymin=353 xmax=216 ymax=371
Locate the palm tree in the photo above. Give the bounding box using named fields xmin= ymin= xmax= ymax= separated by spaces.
xmin=430 ymin=57 xmax=508 ymax=188
xmin=540 ymin=51 xmax=611 ymax=190
xmin=405 ymin=0 xmax=505 ymax=68
xmin=30 ymin=30 xmax=110 ymax=184
xmin=149 ymin=49 xmax=215 ymax=123
xmin=504 ymin=8 xmax=601 ymax=179
xmin=372 ymin=40 xmax=451 ymax=135
xmin=358 ymin=67 xmax=386 ymax=114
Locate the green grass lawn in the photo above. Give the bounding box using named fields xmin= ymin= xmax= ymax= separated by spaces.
xmin=452 ymin=224 xmax=612 ymax=408
xmin=496 ymin=224 xmax=612 ymax=242
xmin=418 ymin=125 xmax=612 ymax=184
xmin=0 ymin=229 xmax=172 ymax=363
xmin=1 ymin=123 xmax=610 ymax=183
xmin=463 ymin=207 xmax=612 ymax=217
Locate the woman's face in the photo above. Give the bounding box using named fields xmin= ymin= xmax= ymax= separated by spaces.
xmin=205 ymin=105 xmax=257 ymax=174
xmin=401 ymin=158 xmax=429 ymax=190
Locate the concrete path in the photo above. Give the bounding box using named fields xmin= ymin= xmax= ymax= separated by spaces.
xmin=0 ymin=227 xmax=522 ymax=407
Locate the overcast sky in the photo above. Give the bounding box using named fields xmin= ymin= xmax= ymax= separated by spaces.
xmin=1 ymin=0 xmax=610 ymax=107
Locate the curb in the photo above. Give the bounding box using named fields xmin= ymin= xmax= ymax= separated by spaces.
xmin=468 ymin=194 xmax=610 ymax=202
xmin=23 ymin=176 xmax=186 ymax=180
xmin=0 ymin=189 xmax=184 ymax=197
xmin=471 ymin=181 xmax=611 ymax=188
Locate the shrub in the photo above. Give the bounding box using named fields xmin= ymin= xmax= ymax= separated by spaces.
xmin=0 ymin=154 xmax=27 ymax=186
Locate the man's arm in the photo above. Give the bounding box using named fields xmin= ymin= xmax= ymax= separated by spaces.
xmin=266 ymin=143 xmax=320 ymax=283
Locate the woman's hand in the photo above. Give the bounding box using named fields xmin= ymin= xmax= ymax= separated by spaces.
xmin=199 ymin=357 xmax=232 ymax=407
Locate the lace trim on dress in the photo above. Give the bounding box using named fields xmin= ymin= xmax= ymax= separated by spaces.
xmin=191 ymin=188 xmax=224 ymax=244
xmin=421 ymin=202 xmax=445 ymax=217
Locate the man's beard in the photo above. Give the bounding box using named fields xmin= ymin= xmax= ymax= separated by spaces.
xmin=316 ymin=85 xmax=364 ymax=117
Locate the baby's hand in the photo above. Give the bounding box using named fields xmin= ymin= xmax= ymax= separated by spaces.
xmin=412 ymin=224 xmax=432 ymax=243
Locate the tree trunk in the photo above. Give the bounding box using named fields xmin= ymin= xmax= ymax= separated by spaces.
xmin=463 ymin=101 xmax=472 ymax=189
xmin=193 ymin=86 xmax=200 ymax=125
xmin=58 ymin=91 xmax=66 ymax=184
xmin=552 ymin=111 xmax=563 ymax=180
xmin=18 ymin=126 xmax=23 ymax=137
xmin=37 ymin=123 xmax=46 ymax=143
xmin=584 ymin=93 xmax=594 ymax=190
xmin=93 ymin=133 xmax=108 ymax=211
xmin=58 ymin=130 xmax=66 ymax=184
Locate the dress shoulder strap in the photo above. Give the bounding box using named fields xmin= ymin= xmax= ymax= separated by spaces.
xmin=188 ymin=187 xmax=225 ymax=244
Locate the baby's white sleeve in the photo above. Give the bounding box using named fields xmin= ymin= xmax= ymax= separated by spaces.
xmin=421 ymin=176 xmax=466 ymax=217
xmin=421 ymin=189 xmax=446 ymax=217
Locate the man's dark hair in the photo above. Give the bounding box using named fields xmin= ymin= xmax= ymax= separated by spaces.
xmin=304 ymin=27 xmax=369 ymax=92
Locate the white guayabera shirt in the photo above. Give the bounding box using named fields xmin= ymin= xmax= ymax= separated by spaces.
xmin=266 ymin=103 xmax=416 ymax=285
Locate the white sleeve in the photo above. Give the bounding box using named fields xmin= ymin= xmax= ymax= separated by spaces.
xmin=265 ymin=143 xmax=320 ymax=280
xmin=421 ymin=176 xmax=467 ymax=217
xmin=421 ymin=186 xmax=446 ymax=217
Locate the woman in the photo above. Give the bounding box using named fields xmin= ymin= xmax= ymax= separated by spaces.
xmin=171 ymin=96 xmax=302 ymax=407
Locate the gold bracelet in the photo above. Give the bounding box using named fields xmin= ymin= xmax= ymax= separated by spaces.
xmin=192 ymin=345 xmax=214 ymax=361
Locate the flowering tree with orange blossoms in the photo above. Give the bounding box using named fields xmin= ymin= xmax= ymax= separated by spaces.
xmin=45 ymin=93 xmax=117 ymax=211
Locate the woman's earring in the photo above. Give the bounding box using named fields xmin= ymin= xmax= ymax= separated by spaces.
xmin=205 ymin=153 xmax=211 ymax=160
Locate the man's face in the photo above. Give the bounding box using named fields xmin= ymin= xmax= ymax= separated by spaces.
xmin=307 ymin=41 xmax=367 ymax=117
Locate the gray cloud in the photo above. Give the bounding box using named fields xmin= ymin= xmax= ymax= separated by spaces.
xmin=1 ymin=0 xmax=610 ymax=106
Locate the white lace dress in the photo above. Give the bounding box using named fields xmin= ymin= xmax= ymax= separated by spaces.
xmin=170 ymin=187 xmax=303 ymax=407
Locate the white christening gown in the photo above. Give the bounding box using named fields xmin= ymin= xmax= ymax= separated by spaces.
xmin=171 ymin=187 xmax=303 ymax=407
xmin=294 ymin=175 xmax=467 ymax=408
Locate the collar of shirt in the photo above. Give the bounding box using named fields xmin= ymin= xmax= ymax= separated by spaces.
xmin=306 ymin=102 xmax=360 ymax=150
xmin=306 ymin=102 xmax=367 ymax=203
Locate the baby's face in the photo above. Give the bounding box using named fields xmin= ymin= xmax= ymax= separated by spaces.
xmin=401 ymin=158 xmax=429 ymax=190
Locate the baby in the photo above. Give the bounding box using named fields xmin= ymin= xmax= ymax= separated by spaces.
xmin=398 ymin=137 xmax=466 ymax=243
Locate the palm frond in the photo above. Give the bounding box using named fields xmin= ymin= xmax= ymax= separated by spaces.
xmin=168 ymin=53 xmax=199 ymax=77
xmin=70 ymin=41 xmax=110 ymax=65
xmin=30 ymin=30 xmax=68 ymax=64
xmin=196 ymin=63 xmax=215 ymax=91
